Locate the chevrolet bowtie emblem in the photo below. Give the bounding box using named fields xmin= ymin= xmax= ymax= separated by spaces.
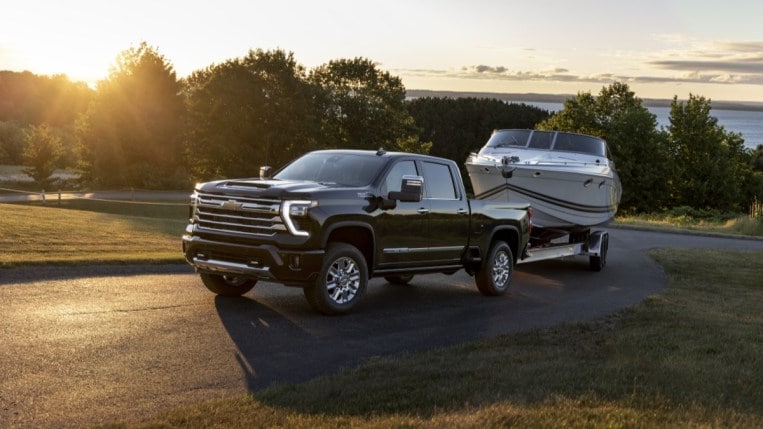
xmin=221 ymin=199 xmax=243 ymax=210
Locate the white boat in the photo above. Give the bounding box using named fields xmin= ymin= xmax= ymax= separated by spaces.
xmin=466 ymin=129 xmax=621 ymax=241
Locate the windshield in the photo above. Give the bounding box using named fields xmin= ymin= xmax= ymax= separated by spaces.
xmin=483 ymin=129 xmax=608 ymax=157
xmin=274 ymin=152 xmax=387 ymax=186
xmin=553 ymin=132 xmax=607 ymax=157
xmin=485 ymin=129 xmax=531 ymax=148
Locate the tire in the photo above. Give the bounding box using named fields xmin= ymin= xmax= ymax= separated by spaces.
xmin=304 ymin=243 xmax=368 ymax=315
xmin=589 ymin=233 xmax=609 ymax=272
xmin=475 ymin=240 xmax=513 ymax=296
xmin=384 ymin=274 xmax=414 ymax=285
xmin=200 ymin=273 xmax=257 ymax=296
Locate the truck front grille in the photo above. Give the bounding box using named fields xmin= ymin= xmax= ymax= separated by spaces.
xmin=194 ymin=192 xmax=285 ymax=237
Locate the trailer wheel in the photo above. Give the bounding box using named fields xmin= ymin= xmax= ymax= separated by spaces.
xmin=304 ymin=243 xmax=368 ymax=315
xmin=475 ymin=240 xmax=513 ymax=296
xmin=589 ymin=233 xmax=609 ymax=272
xmin=200 ymin=273 xmax=257 ymax=296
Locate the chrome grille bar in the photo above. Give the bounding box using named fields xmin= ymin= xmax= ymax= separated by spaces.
xmin=194 ymin=192 xmax=284 ymax=237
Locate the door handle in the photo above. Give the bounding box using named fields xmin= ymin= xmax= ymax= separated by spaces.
xmin=457 ymin=208 xmax=468 ymax=215
xmin=417 ymin=208 xmax=430 ymax=214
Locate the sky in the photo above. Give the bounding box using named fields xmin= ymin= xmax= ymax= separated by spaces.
xmin=2 ymin=0 xmax=763 ymax=102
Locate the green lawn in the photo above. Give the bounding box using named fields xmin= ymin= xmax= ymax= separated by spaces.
xmin=614 ymin=212 xmax=763 ymax=237
xmin=0 ymin=201 xmax=186 ymax=267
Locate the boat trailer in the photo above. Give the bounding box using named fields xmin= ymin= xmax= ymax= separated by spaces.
xmin=518 ymin=230 xmax=609 ymax=271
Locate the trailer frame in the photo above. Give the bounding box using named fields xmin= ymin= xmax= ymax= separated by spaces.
xmin=518 ymin=229 xmax=609 ymax=271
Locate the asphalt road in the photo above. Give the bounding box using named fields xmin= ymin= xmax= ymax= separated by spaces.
xmin=1 ymin=228 xmax=762 ymax=428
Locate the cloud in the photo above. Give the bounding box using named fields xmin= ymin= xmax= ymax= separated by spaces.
xmin=642 ymin=40 xmax=763 ymax=85
xmin=474 ymin=65 xmax=507 ymax=74
xmin=397 ymin=39 xmax=763 ymax=88
xmin=715 ymin=41 xmax=763 ymax=53
xmin=649 ymin=60 xmax=763 ymax=74
xmin=397 ymin=66 xmax=624 ymax=85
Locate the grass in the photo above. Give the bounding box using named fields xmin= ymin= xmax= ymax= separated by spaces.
xmin=104 ymin=248 xmax=763 ymax=428
xmin=615 ymin=212 xmax=763 ymax=237
xmin=0 ymin=201 xmax=186 ymax=267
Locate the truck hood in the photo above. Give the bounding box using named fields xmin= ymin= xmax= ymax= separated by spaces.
xmin=196 ymin=178 xmax=349 ymax=199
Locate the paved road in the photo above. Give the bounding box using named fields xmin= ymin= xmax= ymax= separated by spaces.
xmin=1 ymin=228 xmax=762 ymax=428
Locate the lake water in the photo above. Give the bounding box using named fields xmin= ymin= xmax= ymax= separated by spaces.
xmin=523 ymin=101 xmax=762 ymax=150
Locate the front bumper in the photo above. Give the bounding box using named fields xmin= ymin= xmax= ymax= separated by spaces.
xmin=182 ymin=234 xmax=324 ymax=285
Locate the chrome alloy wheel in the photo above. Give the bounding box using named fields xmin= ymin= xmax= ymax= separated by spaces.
xmin=491 ymin=249 xmax=511 ymax=287
xmin=325 ymin=256 xmax=361 ymax=304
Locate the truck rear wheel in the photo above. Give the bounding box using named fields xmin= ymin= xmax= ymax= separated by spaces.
xmin=304 ymin=243 xmax=368 ymax=315
xmin=200 ymin=273 xmax=257 ymax=296
xmin=475 ymin=240 xmax=513 ymax=296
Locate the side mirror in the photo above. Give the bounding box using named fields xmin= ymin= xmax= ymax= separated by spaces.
xmin=388 ymin=175 xmax=423 ymax=202
xmin=259 ymin=166 xmax=272 ymax=180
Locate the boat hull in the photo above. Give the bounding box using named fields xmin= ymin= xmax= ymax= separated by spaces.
xmin=466 ymin=161 xmax=620 ymax=230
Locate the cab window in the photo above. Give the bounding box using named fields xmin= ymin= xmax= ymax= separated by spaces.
xmin=421 ymin=161 xmax=457 ymax=200
xmin=382 ymin=160 xmax=418 ymax=195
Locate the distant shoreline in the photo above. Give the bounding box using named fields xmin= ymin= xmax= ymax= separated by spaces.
xmin=406 ymin=89 xmax=763 ymax=112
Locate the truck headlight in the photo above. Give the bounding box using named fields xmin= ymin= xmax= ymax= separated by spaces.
xmin=282 ymin=200 xmax=315 ymax=237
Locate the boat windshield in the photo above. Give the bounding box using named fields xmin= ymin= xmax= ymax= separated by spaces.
xmin=484 ymin=129 xmax=608 ymax=157
xmin=275 ymin=152 xmax=386 ymax=186
xmin=553 ymin=132 xmax=607 ymax=157
xmin=484 ymin=129 xmax=532 ymax=148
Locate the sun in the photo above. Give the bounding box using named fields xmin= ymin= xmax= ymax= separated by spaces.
xmin=5 ymin=39 xmax=112 ymax=86
xmin=0 ymin=2 xmax=124 ymax=86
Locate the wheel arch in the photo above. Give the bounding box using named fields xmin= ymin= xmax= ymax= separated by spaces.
xmin=486 ymin=225 xmax=520 ymax=263
xmin=322 ymin=222 xmax=375 ymax=272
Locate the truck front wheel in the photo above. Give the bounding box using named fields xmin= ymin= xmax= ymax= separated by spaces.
xmin=200 ymin=273 xmax=257 ymax=296
xmin=475 ymin=240 xmax=513 ymax=296
xmin=304 ymin=243 xmax=368 ymax=315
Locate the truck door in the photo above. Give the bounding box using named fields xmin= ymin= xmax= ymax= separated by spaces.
xmin=375 ymin=160 xmax=432 ymax=267
xmin=419 ymin=160 xmax=470 ymax=264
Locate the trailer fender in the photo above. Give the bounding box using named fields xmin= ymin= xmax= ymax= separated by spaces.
xmin=585 ymin=230 xmax=608 ymax=257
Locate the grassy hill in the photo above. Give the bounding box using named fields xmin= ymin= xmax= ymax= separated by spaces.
xmin=0 ymin=202 xmax=185 ymax=267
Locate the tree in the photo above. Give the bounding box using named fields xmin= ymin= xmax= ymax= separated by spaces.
xmin=0 ymin=72 xmax=91 ymax=169
xmin=309 ymin=57 xmax=425 ymax=153
xmin=0 ymin=121 xmax=26 ymax=164
xmin=537 ymin=82 xmax=669 ymax=213
xmin=22 ymin=124 xmax=62 ymax=186
xmin=748 ymin=145 xmax=763 ymax=172
xmin=667 ymin=94 xmax=750 ymax=211
xmin=407 ymin=97 xmax=549 ymax=191
xmin=184 ymin=49 xmax=318 ymax=179
xmin=78 ymin=42 xmax=185 ymax=188
xmin=0 ymin=71 xmax=91 ymax=125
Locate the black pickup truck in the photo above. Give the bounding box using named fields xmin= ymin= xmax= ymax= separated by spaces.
xmin=182 ymin=149 xmax=532 ymax=314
